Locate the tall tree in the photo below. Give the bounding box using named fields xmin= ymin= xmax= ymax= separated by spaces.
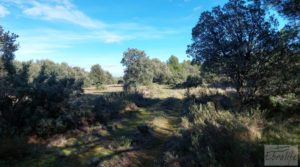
xmin=89 ymin=64 xmax=106 ymax=89
xmin=0 ymin=26 xmax=18 ymax=78
xmin=121 ymin=48 xmax=153 ymax=92
xmin=187 ymin=0 xmax=285 ymax=107
xmin=167 ymin=55 xmax=180 ymax=71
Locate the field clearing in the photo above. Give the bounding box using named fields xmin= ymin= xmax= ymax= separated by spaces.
xmin=84 ymin=85 xmax=123 ymax=95
xmin=8 ymin=84 xmax=183 ymax=167
xmin=84 ymin=84 xmax=235 ymax=99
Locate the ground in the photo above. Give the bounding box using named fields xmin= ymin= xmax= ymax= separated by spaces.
xmin=11 ymin=84 xmax=184 ymax=167
xmin=2 ymin=84 xmax=299 ymax=167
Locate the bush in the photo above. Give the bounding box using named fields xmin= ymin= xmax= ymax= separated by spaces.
xmin=189 ymin=112 xmax=263 ymax=166
xmin=0 ymin=62 xmax=84 ymax=137
xmin=183 ymin=75 xmax=203 ymax=88
xmin=260 ymin=94 xmax=300 ymax=116
xmin=184 ymin=89 xmax=234 ymax=114
xmin=163 ymin=104 xmax=265 ymax=167
xmin=92 ymin=93 xmax=129 ymax=124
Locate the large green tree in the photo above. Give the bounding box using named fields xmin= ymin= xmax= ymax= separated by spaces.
xmin=89 ymin=64 xmax=106 ymax=89
xmin=121 ymin=48 xmax=153 ymax=92
xmin=187 ymin=0 xmax=294 ymax=106
xmin=0 ymin=27 xmax=18 ymax=78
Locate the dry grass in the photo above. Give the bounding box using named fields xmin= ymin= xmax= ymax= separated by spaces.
xmin=84 ymin=84 xmax=123 ymax=95
xmin=138 ymin=84 xmax=186 ymax=99
xmin=151 ymin=116 xmax=174 ymax=137
xmin=187 ymin=86 xmax=236 ymax=96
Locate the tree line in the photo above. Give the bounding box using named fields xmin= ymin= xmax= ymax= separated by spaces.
xmin=121 ymin=48 xmax=200 ymax=92
xmin=13 ymin=59 xmax=116 ymax=88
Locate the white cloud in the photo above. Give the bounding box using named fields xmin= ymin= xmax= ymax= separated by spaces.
xmin=5 ymin=0 xmax=179 ymax=42
xmin=14 ymin=28 xmax=126 ymax=57
xmin=0 ymin=5 xmax=10 ymax=17
xmin=20 ymin=1 xmax=105 ymax=29
xmin=5 ymin=0 xmax=182 ymax=57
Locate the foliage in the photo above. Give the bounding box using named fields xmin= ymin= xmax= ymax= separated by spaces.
xmin=89 ymin=64 xmax=106 ymax=89
xmin=121 ymin=51 xmax=200 ymax=89
xmin=104 ymin=71 xmax=115 ymax=84
xmin=151 ymin=58 xmax=171 ymax=84
xmin=260 ymin=26 xmax=300 ymax=96
xmin=0 ymin=26 xmax=84 ymax=137
xmin=92 ymin=93 xmax=129 ymax=124
xmin=162 ymin=103 xmax=265 ymax=167
xmin=167 ymin=55 xmax=200 ymax=86
xmin=121 ymin=48 xmax=154 ymax=92
xmin=265 ymin=0 xmax=300 ymax=21
xmin=30 ymin=64 xmax=83 ymax=136
xmin=188 ymin=106 xmax=263 ymax=166
xmin=183 ymin=75 xmax=203 ymax=88
xmin=14 ymin=60 xmax=91 ymax=87
xmin=187 ymin=0 xmax=299 ymax=107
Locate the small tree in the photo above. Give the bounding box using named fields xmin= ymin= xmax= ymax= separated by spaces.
xmin=104 ymin=71 xmax=115 ymax=84
xmin=167 ymin=55 xmax=181 ymax=71
xmin=121 ymin=48 xmax=153 ymax=92
xmin=89 ymin=64 xmax=106 ymax=89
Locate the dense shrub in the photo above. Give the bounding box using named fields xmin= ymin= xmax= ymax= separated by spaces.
xmin=162 ymin=104 xmax=264 ymax=167
xmin=188 ymin=107 xmax=263 ymax=166
xmin=259 ymin=94 xmax=300 ymax=116
xmin=92 ymin=92 xmax=159 ymax=125
xmin=167 ymin=56 xmax=200 ymax=86
xmin=92 ymin=93 xmax=129 ymax=124
xmin=0 ymin=27 xmax=84 ymax=137
xmin=184 ymin=89 xmax=235 ymax=114
xmin=183 ymin=75 xmax=203 ymax=88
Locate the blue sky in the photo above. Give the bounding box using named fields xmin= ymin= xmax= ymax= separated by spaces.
xmin=0 ymin=0 xmax=267 ymax=76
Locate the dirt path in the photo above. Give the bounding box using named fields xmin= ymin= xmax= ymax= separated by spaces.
xmin=14 ymin=86 xmax=183 ymax=167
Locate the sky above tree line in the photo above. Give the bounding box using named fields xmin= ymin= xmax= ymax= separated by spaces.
xmin=0 ymin=0 xmax=284 ymax=76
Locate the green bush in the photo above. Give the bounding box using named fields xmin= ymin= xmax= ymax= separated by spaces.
xmin=0 ymin=62 xmax=84 ymax=137
xmin=260 ymin=94 xmax=300 ymax=116
xmin=92 ymin=93 xmax=129 ymax=124
xmin=188 ymin=113 xmax=263 ymax=166
xmin=163 ymin=104 xmax=264 ymax=167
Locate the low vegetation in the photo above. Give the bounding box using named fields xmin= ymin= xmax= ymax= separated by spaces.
xmin=0 ymin=0 xmax=299 ymax=166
